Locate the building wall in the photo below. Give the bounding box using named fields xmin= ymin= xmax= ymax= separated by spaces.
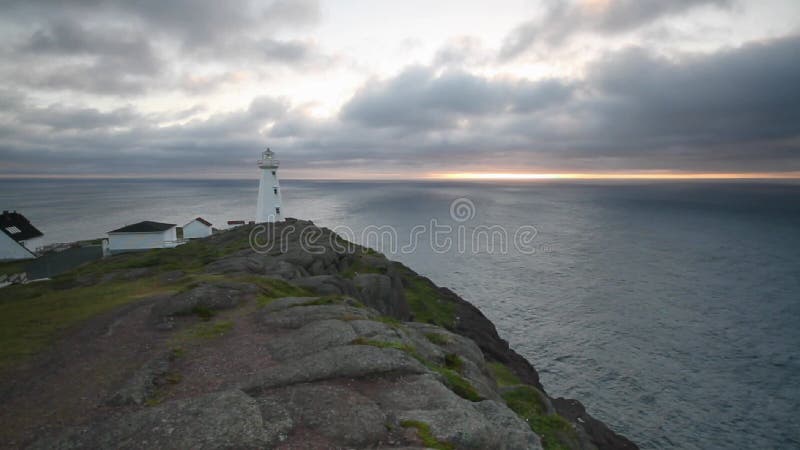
xmin=108 ymin=227 xmax=175 ymax=251
xmin=183 ymin=221 xmax=212 ymax=239
xmin=0 ymin=232 xmax=34 ymax=260
xmin=256 ymin=167 xmax=283 ymax=223
xmin=21 ymin=236 xmax=43 ymax=253
xmin=164 ymin=227 xmax=177 ymax=242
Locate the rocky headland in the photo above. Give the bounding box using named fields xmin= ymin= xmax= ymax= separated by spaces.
xmin=0 ymin=219 xmax=637 ymax=449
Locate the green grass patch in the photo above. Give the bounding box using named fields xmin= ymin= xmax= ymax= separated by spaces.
xmin=424 ymin=332 xmax=451 ymax=346
xmin=245 ymin=277 xmax=312 ymax=306
xmin=75 ymin=231 xmax=252 ymax=278
xmin=376 ymin=315 xmax=403 ymax=328
xmin=435 ymin=366 xmax=482 ymax=401
xmin=191 ymin=305 xmax=216 ymax=321
xmin=293 ymin=295 xmax=363 ymax=308
xmin=350 ymin=337 xmax=414 ymax=352
xmin=177 ymin=320 xmax=234 ymax=340
xmin=145 ymin=395 xmax=165 ymax=407
xmin=0 ymin=277 xmax=177 ymax=370
xmin=400 ymin=420 xmax=454 ymax=450
xmin=340 ymin=256 xmax=388 ymax=279
xmin=444 ymin=353 xmax=464 ymax=372
xmin=79 ymin=246 xmax=200 ymax=274
xmin=0 ymin=259 xmax=28 ymax=276
xmin=502 ymin=386 xmax=578 ymax=450
xmin=163 ymin=371 xmax=183 ymax=384
xmin=488 ymin=361 xmax=522 ymax=387
xmin=403 ymin=276 xmax=455 ymax=329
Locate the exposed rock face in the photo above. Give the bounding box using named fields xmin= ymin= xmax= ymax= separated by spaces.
xmin=5 ymin=220 xmax=636 ymax=450
xmin=150 ymin=281 xmax=259 ymax=319
xmin=354 ymin=272 xmax=411 ymax=318
xmin=32 ymin=390 xmax=275 ymax=449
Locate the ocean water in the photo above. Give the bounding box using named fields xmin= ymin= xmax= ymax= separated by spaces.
xmin=2 ymin=178 xmax=800 ymax=449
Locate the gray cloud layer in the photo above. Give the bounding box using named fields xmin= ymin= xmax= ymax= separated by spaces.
xmin=1 ymin=0 xmax=323 ymax=96
xmin=0 ymin=0 xmax=798 ymax=176
xmin=501 ymin=0 xmax=732 ymax=60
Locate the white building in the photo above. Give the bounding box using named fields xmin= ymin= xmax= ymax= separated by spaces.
xmin=256 ymin=148 xmax=283 ymax=223
xmin=0 ymin=210 xmax=43 ymax=260
xmin=107 ymin=221 xmax=178 ymax=253
xmin=183 ymin=217 xmax=213 ymax=239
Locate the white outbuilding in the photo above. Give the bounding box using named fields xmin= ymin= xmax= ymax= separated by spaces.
xmin=107 ymin=221 xmax=178 ymax=253
xmin=183 ymin=217 xmax=213 ymax=239
xmin=0 ymin=210 xmax=43 ymax=260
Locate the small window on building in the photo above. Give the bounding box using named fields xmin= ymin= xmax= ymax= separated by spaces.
xmin=275 ymin=207 xmax=281 ymax=215
xmin=271 ymin=171 xmax=276 ymax=176
xmin=273 ymin=188 xmax=278 ymax=195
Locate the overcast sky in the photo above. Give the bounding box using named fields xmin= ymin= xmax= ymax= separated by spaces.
xmin=1 ymin=0 xmax=799 ymax=179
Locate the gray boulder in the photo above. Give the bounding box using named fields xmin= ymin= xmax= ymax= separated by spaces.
xmin=353 ymin=273 xmax=410 ymax=319
xmin=263 ymin=383 xmax=387 ymax=447
xmin=264 ymin=319 xmax=357 ymax=360
xmin=241 ymin=345 xmax=428 ymax=395
xmin=290 ymin=275 xmax=359 ymax=298
xmin=150 ymin=281 xmax=258 ymax=318
xmin=205 ymin=256 xmax=308 ymax=280
xmin=105 ymin=353 xmax=171 ymax=406
xmin=371 ymin=374 xmax=541 ymax=450
xmin=258 ymin=304 xmax=376 ymax=329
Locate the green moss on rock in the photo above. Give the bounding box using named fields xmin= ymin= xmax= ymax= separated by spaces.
xmin=400 ymin=420 xmax=454 ymax=450
xmin=502 ymin=386 xmax=579 ymax=450
xmin=403 ymin=276 xmax=456 ymax=329
xmin=424 ymin=332 xmax=451 ymax=346
xmin=350 ymin=338 xmax=482 ymax=402
xmin=488 ymin=361 xmax=522 ymax=387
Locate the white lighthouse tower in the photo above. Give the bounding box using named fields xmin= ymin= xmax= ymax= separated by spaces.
xmin=256 ymin=147 xmax=283 ymax=223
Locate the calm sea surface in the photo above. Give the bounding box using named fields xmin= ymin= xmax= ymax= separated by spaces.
xmin=2 ymin=178 xmax=800 ymax=449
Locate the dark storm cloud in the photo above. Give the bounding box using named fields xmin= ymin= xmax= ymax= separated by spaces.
xmin=272 ymin=34 xmax=800 ymax=173
xmin=501 ymin=0 xmax=733 ymax=60
xmin=0 ymin=0 xmax=323 ymax=96
xmin=570 ymin=33 xmax=800 ymax=152
xmin=342 ymin=67 xmax=575 ymax=129
xmin=21 ymin=20 xmax=157 ymax=66
xmin=3 ymin=0 xmax=319 ymax=47
xmin=2 ymin=17 xmax=163 ymax=95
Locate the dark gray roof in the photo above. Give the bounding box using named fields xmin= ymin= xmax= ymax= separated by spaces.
xmin=193 ymin=217 xmax=212 ymax=226
xmin=1 ymin=210 xmax=44 ymax=242
xmin=109 ymin=221 xmax=176 ymax=233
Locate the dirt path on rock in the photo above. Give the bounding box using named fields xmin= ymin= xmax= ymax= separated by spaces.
xmin=0 ymin=294 xmax=282 ymax=448
xmin=0 ymin=295 xmax=169 ymax=447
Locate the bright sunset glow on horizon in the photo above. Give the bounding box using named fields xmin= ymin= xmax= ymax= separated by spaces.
xmin=433 ymin=172 xmax=800 ymax=180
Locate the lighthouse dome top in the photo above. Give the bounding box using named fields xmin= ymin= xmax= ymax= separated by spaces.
xmin=258 ymin=147 xmax=280 ymax=168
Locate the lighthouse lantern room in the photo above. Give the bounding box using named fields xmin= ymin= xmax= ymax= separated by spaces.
xmin=256 ymin=148 xmax=283 ymax=223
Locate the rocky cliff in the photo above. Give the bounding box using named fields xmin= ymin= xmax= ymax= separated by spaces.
xmin=0 ymin=219 xmax=637 ymax=449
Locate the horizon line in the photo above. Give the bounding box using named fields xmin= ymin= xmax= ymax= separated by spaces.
xmin=1 ymin=171 xmax=800 ymax=181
